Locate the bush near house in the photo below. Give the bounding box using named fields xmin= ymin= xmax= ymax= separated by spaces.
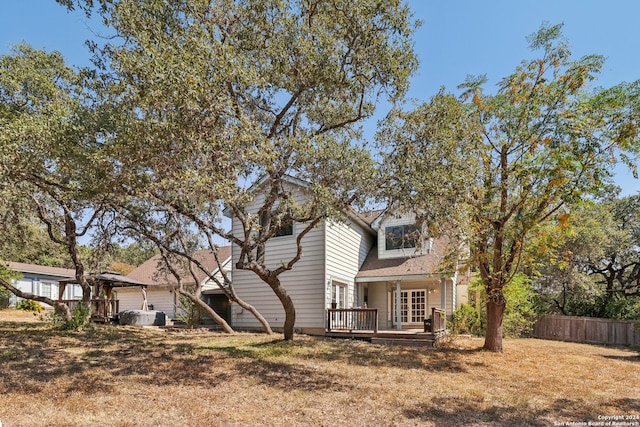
xmin=16 ymin=299 xmax=43 ymax=313
xmin=454 ymin=275 xmax=536 ymax=337
xmin=0 ymin=287 xmax=10 ymax=308
xmin=38 ymin=302 xmax=92 ymax=331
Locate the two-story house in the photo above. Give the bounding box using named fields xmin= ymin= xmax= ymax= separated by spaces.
xmin=226 ymin=175 xmax=468 ymax=335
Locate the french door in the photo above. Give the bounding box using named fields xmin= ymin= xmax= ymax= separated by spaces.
xmin=399 ymin=290 xmax=427 ymax=324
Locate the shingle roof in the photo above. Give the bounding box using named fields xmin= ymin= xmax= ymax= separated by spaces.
xmin=3 ymin=261 xmax=75 ymax=279
xmin=356 ymin=237 xmax=453 ymax=280
xmin=358 ymin=209 xmax=385 ymax=225
xmin=126 ymin=247 xmax=231 ymax=287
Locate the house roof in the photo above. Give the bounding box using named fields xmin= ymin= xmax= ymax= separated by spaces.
xmin=358 ymin=209 xmax=385 ymax=225
xmin=222 ymin=174 xmax=382 ymax=238
xmin=2 ymin=261 xmax=75 ymax=279
xmin=355 ymin=237 xmax=453 ymax=282
xmin=59 ymin=271 xmax=150 ymax=288
xmin=126 ymin=247 xmax=231 ymax=287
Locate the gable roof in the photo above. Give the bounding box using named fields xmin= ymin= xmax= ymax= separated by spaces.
xmin=126 ymin=247 xmax=231 ymax=287
xmin=223 ymin=173 xmax=377 ymax=235
xmin=2 ymin=261 xmax=75 ymax=279
xmin=355 ymin=237 xmax=453 ymax=282
xmin=358 ymin=209 xmax=385 ymax=226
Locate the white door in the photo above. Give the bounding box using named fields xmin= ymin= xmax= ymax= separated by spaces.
xmin=398 ymin=290 xmax=427 ymax=324
xmin=331 ymin=281 xmax=348 ymax=308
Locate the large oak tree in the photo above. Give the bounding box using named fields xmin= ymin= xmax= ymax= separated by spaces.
xmin=380 ymin=24 xmax=640 ymax=352
xmin=69 ymin=0 xmax=419 ymax=340
xmin=0 ymin=44 xmax=115 ymax=321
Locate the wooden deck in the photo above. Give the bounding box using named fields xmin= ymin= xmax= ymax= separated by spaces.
xmin=325 ymin=329 xmax=441 ymax=347
xmin=325 ymin=307 xmax=447 ymax=347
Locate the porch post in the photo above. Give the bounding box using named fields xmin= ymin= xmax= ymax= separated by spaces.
xmin=395 ymin=280 xmax=402 ymax=330
xmin=440 ymin=277 xmax=447 ymax=317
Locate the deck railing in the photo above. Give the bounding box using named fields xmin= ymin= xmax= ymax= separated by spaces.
xmin=58 ymin=299 xmax=120 ymax=321
xmin=431 ymin=308 xmax=446 ymax=333
xmin=327 ymin=308 xmax=378 ymax=333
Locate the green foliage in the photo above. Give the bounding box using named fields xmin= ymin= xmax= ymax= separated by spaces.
xmin=451 ymin=303 xmax=480 ymax=335
xmin=90 ymin=0 xmax=419 ymax=341
xmin=177 ymin=295 xmax=203 ymax=329
xmin=380 ymin=23 xmax=640 ymax=351
xmin=502 ymin=275 xmax=537 ymax=337
xmin=16 ymin=299 xmax=43 ymax=313
xmin=377 ymin=90 xmax=480 ymax=235
xmin=0 ymin=218 xmax=72 ymax=268
xmin=0 ymin=287 xmax=9 ymax=308
xmin=468 ymin=275 xmax=537 ymax=338
xmin=43 ymin=302 xmax=92 ymax=331
xmin=533 ymin=195 xmax=640 ymax=320
xmin=0 ymin=265 xmax=17 ymax=308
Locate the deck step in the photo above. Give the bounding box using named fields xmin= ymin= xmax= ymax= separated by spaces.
xmin=372 ymin=332 xmax=435 ymax=340
xmin=370 ymin=337 xmax=436 ymax=347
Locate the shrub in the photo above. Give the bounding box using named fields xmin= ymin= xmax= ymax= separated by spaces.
xmin=451 ymin=303 xmax=480 ymax=335
xmin=16 ymin=298 xmax=43 ymax=313
xmin=43 ymin=302 xmax=92 ymax=331
xmin=502 ymin=275 xmax=537 ymax=337
xmin=0 ymin=287 xmax=10 ymax=308
xmin=177 ymin=294 xmax=203 ymax=328
xmin=468 ymin=274 xmax=537 ymax=338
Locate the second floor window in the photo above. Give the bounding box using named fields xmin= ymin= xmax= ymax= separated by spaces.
xmin=260 ymin=211 xmax=293 ymax=237
xmin=385 ymin=224 xmax=419 ymax=250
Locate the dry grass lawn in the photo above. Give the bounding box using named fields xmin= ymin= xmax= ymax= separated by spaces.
xmin=1 ymin=308 xmax=639 ymax=427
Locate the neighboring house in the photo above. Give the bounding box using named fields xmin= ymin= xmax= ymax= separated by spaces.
xmin=2 ymin=261 xmax=78 ymax=307
xmin=120 ymin=247 xmax=232 ymax=320
xmin=226 ymin=175 xmax=469 ymax=335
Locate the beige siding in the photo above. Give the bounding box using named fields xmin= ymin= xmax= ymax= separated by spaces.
xmin=230 ymin=182 xmax=326 ymax=330
xmin=367 ymin=283 xmax=391 ymax=329
xmin=360 ymin=278 xmax=455 ymax=330
xmin=116 ymin=288 xmax=143 ymax=312
xmin=116 ymin=287 xmax=177 ymax=318
xmin=324 ymin=219 xmax=374 ymax=309
xmin=377 ymin=212 xmax=431 ymax=260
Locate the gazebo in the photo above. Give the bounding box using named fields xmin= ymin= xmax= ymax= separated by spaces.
xmin=58 ymin=272 xmax=149 ymax=322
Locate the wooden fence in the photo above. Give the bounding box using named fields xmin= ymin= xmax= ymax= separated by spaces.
xmin=532 ymin=315 xmax=640 ymax=346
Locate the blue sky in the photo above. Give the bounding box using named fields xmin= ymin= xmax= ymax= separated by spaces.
xmin=1 ymin=0 xmax=638 ymax=195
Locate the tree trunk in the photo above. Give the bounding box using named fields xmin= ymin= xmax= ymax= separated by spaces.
xmin=180 ymin=290 xmax=235 ymax=334
xmin=484 ymin=297 xmax=506 ymax=352
xmin=0 ymin=278 xmax=73 ymax=321
xmin=266 ymin=276 xmax=296 ymax=340
xmin=231 ymin=293 xmax=273 ymax=335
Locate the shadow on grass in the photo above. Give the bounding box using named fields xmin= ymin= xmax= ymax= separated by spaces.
xmin=608 ymin=398 xmax=640 ymax=412
xmin=234 ymin=359 xmax=352 ymax=392
xmin=403 ymin=396 xmax=597 ymax=427
xmin=601 ymin=354 xmax=640 ymax=362
xmin=315 ymin=338 xmax=487 ymax=373
xmin=0 ymin=321 xmax=234 ymax=393
xmin=0 ymin=322 xmax=486 ymax=397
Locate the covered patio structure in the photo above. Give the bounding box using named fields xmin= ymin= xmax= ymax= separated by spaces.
xmin=58 ymin=272 xmax=150 ymax=322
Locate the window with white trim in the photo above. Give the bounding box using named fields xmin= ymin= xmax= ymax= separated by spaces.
xmin=331 ymin=281 xmax=347 ymax=308
xmin=385 ymin=224 xmax=419 ymax=250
